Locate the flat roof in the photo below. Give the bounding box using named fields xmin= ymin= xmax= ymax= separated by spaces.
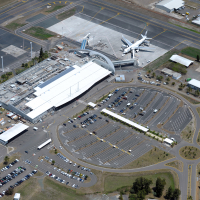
xmin=157 ymin=0 xmax=184 ymax=9
xmin=0 ymin=123 xmax=29 ymax=143
xmin=188 ymin=79 xmax=200 ymax=88
xmin=170 ymin=55 xmax=193 ymax=67
xmin=164 ymin=138 xmax=173 ymax=145
xmin=192 ymin=17 xmax=200 ymax=25
xmin=26 ymin=61 xmax=111 ymax=119
xmin=88 ymin=102 xmax=96 ymax=108
xmin=101 ymin=109 xmax=149 ymax=132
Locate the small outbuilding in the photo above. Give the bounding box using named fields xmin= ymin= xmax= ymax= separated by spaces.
xmin=161 ymin=68 xmax=181 ymax=80
xmin=187 ymin=79 xmax=200 ymax=91
xmin=88 ymin=102 xmax=97 ymax=108
xmin=14 ymin=193 xmax=20 ymax=200
xmin=164 ymin=138 xmax=174 ymax=146
xmin=170 ymin=55 xmax=193 ymax=67
xmin=156 ymin=0 xmax=184 ymax=13
xmin=192 ymin=17 xmax=200 ymax=26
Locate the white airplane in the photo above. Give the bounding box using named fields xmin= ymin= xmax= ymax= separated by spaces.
xmin=121 ymin=31 xmax=154 ymax=58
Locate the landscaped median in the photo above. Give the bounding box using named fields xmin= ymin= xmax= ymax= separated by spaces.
xmin=101 ymin=108 xmax=174 ymax=145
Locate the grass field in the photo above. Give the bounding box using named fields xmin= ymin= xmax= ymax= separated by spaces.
xmin=170 ymin=23 xmax=200 ymax=35
xmin=104 ymin=171 xmax=175 ymax=200
xmin=165 ymin=160 xmax=183 ymax=172
xmin=145 ymin=49 xmax=179 ymax=71
xmin=197 ymin=107 xmax=200 ymax=118
xmin=180 ymin=146 xmax=200 ymax=159
xmin=181 ymin=47 xmax=200 ymax=59
xmin=121 ymin=147 xmax=174 ymax=169
xmin=57 ymin=8 xmax=76 ymax=20
xmin=181 ymin=116 xmax=195 ymax=143
xmin=5 ymin=21 xmax=26 ymax=31
xmin=45 ymin=5 xmax=65 ymax=13
xmin=0 ymin=153 xmax=21 ymax=170
xmin=197 ymin=131 xmax=200 ymax=145
xmin=24 ymin=26 xmax=56 ymax=40
xmin=3 ymin=177 xmax=86 ymax=200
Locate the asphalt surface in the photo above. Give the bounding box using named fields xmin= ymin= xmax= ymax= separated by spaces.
xmin=0 ymin=0 xmax=200 ymax=199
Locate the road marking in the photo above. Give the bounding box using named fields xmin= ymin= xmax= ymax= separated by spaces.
xmin=150 ymin=29 xmax=167 ymax=40
xmin=90 ymin=0 xmax=200 ymax=45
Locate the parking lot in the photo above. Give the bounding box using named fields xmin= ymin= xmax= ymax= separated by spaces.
xmin=0 ymin=158 xmax=38 ymax=197
xmin=57 ymin=86 xmax=193 ymax=168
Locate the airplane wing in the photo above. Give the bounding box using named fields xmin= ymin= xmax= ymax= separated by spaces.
xmin=138 ymin=46 xmax=155 ymax=51
xmin=122 ymin=35 xmax=132 ymax=47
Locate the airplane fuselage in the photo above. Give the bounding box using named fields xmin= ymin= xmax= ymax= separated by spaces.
xmin=123 ymin=37 xmax=146 ymax=54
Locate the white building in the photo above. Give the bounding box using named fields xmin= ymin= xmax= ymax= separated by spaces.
xmin=0 ymin=123 xmax=29 ymax=145
xmin=192 ymin=17 xmax=200 ymax=26
xmin=14 ymin=193 xmax=20 ymax=200
xmin=170 ymin=55 xmax=193 ymax=68
xmin=156 ymin=0 xmax=184 ymax=13
xmin=188 ymin=79 xmax=200 ymax=91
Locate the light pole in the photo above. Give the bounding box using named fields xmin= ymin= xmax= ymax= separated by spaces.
xmin=1 ymin=56 xmax=3 ymax=72
xmin=30 ymin=42 xmax=32 ymax=58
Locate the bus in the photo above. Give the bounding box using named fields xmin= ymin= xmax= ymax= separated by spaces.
xmin=37 ymin=139 xmax=52 ymax=150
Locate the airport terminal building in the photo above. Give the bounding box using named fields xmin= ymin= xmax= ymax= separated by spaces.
xmin=0 ymin=51 xmax=115 ymax=123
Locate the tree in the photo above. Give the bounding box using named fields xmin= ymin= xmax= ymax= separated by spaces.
xmin=132 ymin=177 xmax=152 ymax=197
xmin=54 ymin=149 xmax=57 ymax=154
xmin=195 ymin=90 xmax=200 ymax=97
xmin=52 ymin=160 xmax=55 ymax=165
xmin=85 ymin=175 xmax=88 ymax=180
xmin=155 ymin=177 xmax=166 ymax=197
xmin=5 ymin=188 xmax=14 ymax=195
xmin=129 ymin=194 xmax=137 ymax=200
xmin=21 ymin=63 xmax=25 ymax=68
xmin=39 ymin=47 xmax=44 ymax=59
xmin=166 ymin=77 xmax=170 ymax=82
xmin=197 ymin=55 xmax=199 ymax=62
xmin=172 ymin=82 xmax=175 ymax=86
xmin=165 ymin=186 xmax=173 ymax=199
xmin=4 ymin=156 xmax=9 ymax=165
xmin=173 ymin=188 xmax=181 ymax=200
xmin=152 ymin=72 xmax=155 ymax=78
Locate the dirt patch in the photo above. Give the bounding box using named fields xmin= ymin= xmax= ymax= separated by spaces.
xmin=180 ymin=146 xmax=200 ymax=160
xmin=121 ymin=146 xmax=174 ymax=169
xmin=165 ymin=160 xmax=183 ymax=172
xmin=181 ymin=110 xmax=195 ymax=143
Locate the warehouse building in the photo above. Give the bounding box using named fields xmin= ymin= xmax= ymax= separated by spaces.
xmin=0 ymin=123 xmax=29 ymax=145
xmin=170 ymin=55 xmax=193 ymax=67
xmin=156 ymin=0 xmax=184 ymax=13
xmin=187 ymin=79 xmax=200 ymax=91
xmin=161 ymin=68 xmax=182 ymax=80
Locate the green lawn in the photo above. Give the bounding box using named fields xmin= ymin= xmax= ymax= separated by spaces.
xmin=57 ymin=8 xmax=76 ymax=20
xmin=5 ymin=22 xmax=26 ymax=31
xmin=181 ymin=47 xmax=200 ymax=59
xmin=122 ymin=147 xmax=174 ymax=169
xmin=24 ymin=26 xmax=56 ymax=40
xmin=145 ymin=49 xmax=179 ymax=71
xmin=46 ymin=5 xmax=65 ymax=13
xmin=104 ymin=171 xmax=175 ymax=193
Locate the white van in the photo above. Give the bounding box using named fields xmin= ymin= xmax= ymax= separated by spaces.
xmin=127 ymin=103 xmax=131 ymax=107
xmin=33 ymin=127 xmax=38 ymax=131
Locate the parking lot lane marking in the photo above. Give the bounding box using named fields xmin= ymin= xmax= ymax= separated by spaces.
xmin=103 ymin=152 xmax=125 ymax=164
xmin=88 ymin=146 xmax=112 ymax=159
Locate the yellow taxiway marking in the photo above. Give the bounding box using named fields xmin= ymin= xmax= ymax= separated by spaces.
xmin=90 ymin=0 xmax=200 ymax=44
xmin=150 ymin=29 xmax=167 ymax=40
